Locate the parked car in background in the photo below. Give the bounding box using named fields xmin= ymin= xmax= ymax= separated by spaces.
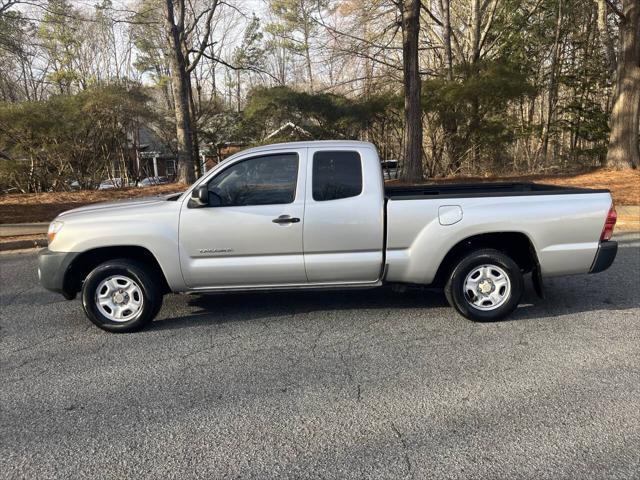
xmin=97 ymin=178 xmax=135 ymax=190
xmin=382 ymin=160 xmax=398 ymax=180
xmin=137 ymin=176 xmax=169 ymax=188
xmin=39 ymin=141 xmax=618 ymax=332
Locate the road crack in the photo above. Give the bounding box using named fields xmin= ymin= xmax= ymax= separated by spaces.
xmin=390 ymin=421 xmax=413 ymax=478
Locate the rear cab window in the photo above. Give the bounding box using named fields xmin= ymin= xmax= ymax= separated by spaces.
xmin=312 ymin=151 xmax=363 ymax=201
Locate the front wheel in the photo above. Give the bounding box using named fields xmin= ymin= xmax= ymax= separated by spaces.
xmin=81 ymin=259 xmax=163 ymax=332
xmin=444 ymin=249 xmax=523 ymax=322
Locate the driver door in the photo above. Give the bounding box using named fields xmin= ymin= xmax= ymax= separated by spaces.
xmin=179 ymin=149 xmax=307 ymax=288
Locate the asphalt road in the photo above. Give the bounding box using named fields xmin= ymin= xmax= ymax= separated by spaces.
xmin=1 ymin=237 xmax=639 ymax=479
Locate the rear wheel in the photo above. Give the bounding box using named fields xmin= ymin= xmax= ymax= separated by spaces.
xmin=445 ymin=249 xmax=523 ymax=322
xmin=81 ymin=259 xmax=162 ymax=332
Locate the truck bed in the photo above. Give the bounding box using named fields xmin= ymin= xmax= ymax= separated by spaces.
xmin=385 ymin=182 xmax=608 ymax=200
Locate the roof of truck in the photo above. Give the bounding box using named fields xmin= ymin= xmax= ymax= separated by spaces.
xmin=239 ymin=140 xmax=376 ymax=155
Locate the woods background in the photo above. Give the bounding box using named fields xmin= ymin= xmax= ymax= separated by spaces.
xmin=0 ymin=0 xmax=638 ymax=193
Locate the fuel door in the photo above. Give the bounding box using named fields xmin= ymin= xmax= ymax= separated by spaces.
xmin=438 ymin=205 xmax=463 ymax=226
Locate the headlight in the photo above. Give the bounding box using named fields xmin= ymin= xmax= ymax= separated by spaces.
xmin=48 ymin=221 xmax=64 ymax=243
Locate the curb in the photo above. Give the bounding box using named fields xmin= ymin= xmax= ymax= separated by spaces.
xmin=0 ymin=223 xmax=49 ymax=237
xmin=0 ymin=238 xmax=48 ymax=252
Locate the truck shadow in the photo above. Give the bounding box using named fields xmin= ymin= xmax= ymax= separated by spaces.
xmin=151 ymin=286 xmax=450 ymax=331
xmin=150 ymin=241 xmax=639 ymax=331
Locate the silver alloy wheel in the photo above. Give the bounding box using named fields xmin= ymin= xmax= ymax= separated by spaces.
xmin=95 ymin=275 xmax=144 ymax=322
xmin=463 ymin=264 xmax=511 ymax=311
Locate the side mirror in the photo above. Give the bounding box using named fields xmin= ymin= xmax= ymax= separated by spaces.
xmin=190 ymin=185 xmax=209 ymax=207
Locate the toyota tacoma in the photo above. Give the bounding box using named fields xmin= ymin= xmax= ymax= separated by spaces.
xmin=38 ymin=141 xmax=618 ymax=332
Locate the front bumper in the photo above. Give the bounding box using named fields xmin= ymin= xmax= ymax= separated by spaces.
xmin=589 ymin=241 xmax=618 ymax=274
xmin=37 ymin=248 xmax=80 ymax=299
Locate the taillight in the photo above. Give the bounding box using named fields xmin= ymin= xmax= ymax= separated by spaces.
xmin=600 ymin=204 xmax=617 ymax=241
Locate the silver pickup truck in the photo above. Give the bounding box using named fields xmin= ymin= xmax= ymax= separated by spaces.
xmin=38 ymin=141 xmax=618 ymax=332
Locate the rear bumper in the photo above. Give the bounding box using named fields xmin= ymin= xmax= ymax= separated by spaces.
xmin=589 ymin=241 xmax=618 ymax=274
xmin=37 ymin=248 xmax=79 ymax=299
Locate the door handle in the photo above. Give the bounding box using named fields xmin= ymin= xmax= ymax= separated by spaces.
xmin=272 ymin=215 xmax=300 ymax=224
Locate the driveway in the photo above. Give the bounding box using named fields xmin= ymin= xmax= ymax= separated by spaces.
xmin=1 ymin=236 xmax=639 ymax=479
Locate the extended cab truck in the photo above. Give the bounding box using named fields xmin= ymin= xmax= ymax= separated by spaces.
xmin=38 ymin=141 xmax=618 ymax=332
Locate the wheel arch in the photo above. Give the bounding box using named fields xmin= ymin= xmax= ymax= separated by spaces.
xmin=64 ymin=246 xmax=171 ymax=297
xmin=432 ymin=231 xmax=539 ymax=287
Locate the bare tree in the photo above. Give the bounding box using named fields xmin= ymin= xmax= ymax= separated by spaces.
xmin=399 ymin=0 xmax=423 ymax=183
xmin=439 ymin=0 xmax=461 ymax=170
xmin=596 ymin=0 xmax=617 ymax=79
xmin=163 ymin=0 xmax=194 ymax=183
xmin=163 ymin=0 xmax=219 ymax=184
xmin=541 ymin=0 xmax=563 ymax=164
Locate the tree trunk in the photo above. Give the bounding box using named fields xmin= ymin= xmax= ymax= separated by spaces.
xmin=304 ymin=44 xmax=314 ymax=92
xmin=187 ymin=75 xmax=201 ymax=179
xmin=596 ymin=0 xmax=617 ymax=79
xmin=606 ymin=0 xmax=640 ymax=169
xmin=236 ymin=69 xmax=241 ymax=112
xmin=400 ymin=0 xmax=423 ymax=183
xmin=441 ymin=0 xmax=460 ymax=173
xmin=301 ymin=6 xmax=314 ymax=92
xmin=469 ymin=0 xmax=482 ymax=169
xmin=470 ymin=0 xmax=481 ymax=64
xmin=163 ymin=0 xmax=196 ymax=184
xmin=541 ymin=0 xmax=563 ymax=165
xmin=442 ymin=0 xmax=453 ymax=77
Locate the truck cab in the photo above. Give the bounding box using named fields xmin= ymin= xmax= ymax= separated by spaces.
xmin=180 ymin=142 xmax=385 ymax=288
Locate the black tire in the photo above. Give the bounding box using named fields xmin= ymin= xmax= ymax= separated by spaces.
xmin=444 ymin=249 xmax=523 ymax=322
xmin=81 ymin=259 xmax=163 ymax=333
